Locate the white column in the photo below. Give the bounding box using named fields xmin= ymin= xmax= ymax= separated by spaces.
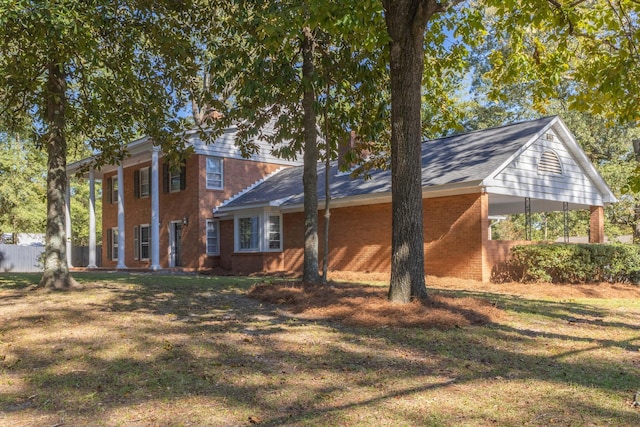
xmin=116 ymin=165 xmax=127 ymax=269
xmin=150 ymin=147 xmax=161 ymax=270
xmin=65 ymin=177 xmax=73 ymax=268
xmin=87 ymin=168 xmax=98 ymax=268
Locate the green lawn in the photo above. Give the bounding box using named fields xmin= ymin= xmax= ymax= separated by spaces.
xmin=1 ymin=272 xmax=639 ymax=426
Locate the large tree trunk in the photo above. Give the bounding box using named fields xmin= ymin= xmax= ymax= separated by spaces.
xmin=301 ymin=28 xmax=321 ymax=284
xmin=633 ymin=139 xmax=640 ymax=243
xmin=384 ymin=0 xmax=442 ymax=302
xmin=39 ymin=61 xmax=76 ymax=289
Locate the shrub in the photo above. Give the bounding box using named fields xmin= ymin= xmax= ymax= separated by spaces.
xmin=507 ymin=243 xmax=640 ymax=284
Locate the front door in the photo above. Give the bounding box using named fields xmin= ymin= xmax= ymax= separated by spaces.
xmin=170 ymin=222 xmax=182 ymax=267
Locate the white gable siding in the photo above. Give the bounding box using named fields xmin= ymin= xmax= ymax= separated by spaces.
xmin=483 ymin=132 xmax=604 ymax=206
xmin=191 ymin=127 xmax=301 ymax=167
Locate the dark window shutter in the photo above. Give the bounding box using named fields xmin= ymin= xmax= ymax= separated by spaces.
xmin=180 ymin=166 xmax=186 ymax=191
xmin=107 ymin=177 xmax=112 ymax=204
xmin=134 ymin=170 xmax=140 ymax=198
xmin=163 ymin=163 xmax=169 ymax=193
xmin=107 ymin=230 xmax=112 ymax=260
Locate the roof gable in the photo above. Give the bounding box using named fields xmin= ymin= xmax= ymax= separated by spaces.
xmin=483 ymin=117 xmax=616 ymax=205
xmin=216 ymin=116 xmax=616 ymax=213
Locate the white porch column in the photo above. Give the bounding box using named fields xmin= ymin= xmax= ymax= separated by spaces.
xmin=150 ymin=147 xmax=161 ymax=270
xmin=87 ymin=168 xmax=98 ymax=268
xmin=65 ymin=177 xmax=73 ymax=268
xmin=116 ymin=165 xmax=127 ymax=269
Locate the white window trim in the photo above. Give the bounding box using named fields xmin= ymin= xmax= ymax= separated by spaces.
xmin=169 ymin=169 xmax=181 ymax=193
xmin=134 ymin=226 xmax=139 ymax=260
xmin=111 ymin=176 xmax=118 ymax=204
xmin=139 ymin=224 xmax=150 ymax=260
xmin=111 ymin=228 xmax=118 ymax=261
xmin=140 ymin=167 xmax=150 ymax=198
xmin=266 ymin=215 xmax=282 ymax=251
xmin=206 ymin=219 xmax=220 ymax=255
xmin=206 ymin=157 xmax=224 ymax=190
xmin=233 ymin=209 xmax=283 ymax=253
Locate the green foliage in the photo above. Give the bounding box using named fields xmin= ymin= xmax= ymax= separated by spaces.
xmin=507 ymin=243 xmax=640 ymax=284
xmin=205 ymin=1 xmax=389 ymax=162
xmin=0 ymin=133 xmax=46 ymax=234
xmin=0 ymin=0 xmax=207 ymax=168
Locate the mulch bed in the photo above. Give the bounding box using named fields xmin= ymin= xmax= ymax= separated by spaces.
xmin=248 ymin=281 xmax=504 ymax=329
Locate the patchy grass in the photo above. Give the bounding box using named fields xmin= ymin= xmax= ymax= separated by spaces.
xmin=0 ymin=271 xmax=639 ymax=426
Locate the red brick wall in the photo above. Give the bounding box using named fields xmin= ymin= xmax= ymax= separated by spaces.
xmin=423 ymin=192 xmax=487 ymax=280
xmin=197 ymin=157 xmax=282 ymax=270
xmin=101 ymin=154 xmax=284 ymax=270
xmin=278 ymin=192 xmax=490 ymax=281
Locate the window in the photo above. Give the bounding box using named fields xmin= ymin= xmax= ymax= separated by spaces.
xmin=206 ymin=220 xmax=219 ymax=255
xmin=134 ymin=226 xmax=139 ymax=260
xmin=163 ymin=163 xmax=186 ymax=193
xmin=140 ymin=225 xmax=150 ymax=260
xmin=111 ymin=228 xmax=118 ymax=261
xmin=134 ymin=167 xmax=150 ymax=198
xmin=234 ymin=212 xmax=283 ymax=252
xmin=267 ymin=215 xmax=281 ymax=250
xmin=133 ymin=225 xmax=150 ymax=260
xmin=239 ymin=216 xmax=260 ymax=251
xmin=538 ymin=150 xmax=563 ymax=176
xmin=111 ymin=176 xmax=118 ymax=204
xmin=170 ymin=169 xmax=181 ymax=192
xmin=206 ymin=157 xmax=223 ymax=190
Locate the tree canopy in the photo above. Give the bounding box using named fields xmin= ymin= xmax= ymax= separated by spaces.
xmin=0 ymin=0 xmax=208 ymax=288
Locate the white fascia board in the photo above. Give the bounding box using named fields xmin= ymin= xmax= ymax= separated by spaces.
xmin=214 ymin=202 xmax=272 ymax=215
xmin=484 ymin=185 xmax=604 ymax=206
xmin=422 ymin=181 xmax=484 ymax=198
xmin=67 ymin=157 xmax=96 ymax=176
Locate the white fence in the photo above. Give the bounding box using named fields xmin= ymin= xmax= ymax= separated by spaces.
xmin=0 ymin=245 xmax=102 ymax=272
xmin=0 ymin=244 xmax=44 ymax=272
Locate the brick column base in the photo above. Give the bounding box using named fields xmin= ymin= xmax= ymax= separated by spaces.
xmin=589 ymin=206 xmax=605 ymax=243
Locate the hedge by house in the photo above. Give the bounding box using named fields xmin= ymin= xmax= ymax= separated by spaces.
xmin=504 ymin=243 xmax=640 ymax=284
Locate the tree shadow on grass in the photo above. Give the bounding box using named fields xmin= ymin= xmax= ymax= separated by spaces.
xmin=1 ymin=273 xmax=639 ymax=426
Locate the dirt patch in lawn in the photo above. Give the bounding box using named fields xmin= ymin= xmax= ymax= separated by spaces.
xmin=248 ymin=281 xmax=504 ymax=328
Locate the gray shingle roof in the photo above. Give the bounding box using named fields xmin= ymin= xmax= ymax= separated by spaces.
xmin=217 ymin=116 xmax=556 ymax=210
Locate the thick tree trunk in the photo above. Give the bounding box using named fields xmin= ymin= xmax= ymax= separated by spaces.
xmin=301 ymin=28 xmax=320 ymax=284
xmin=384 ymin=0 xmax=440 ymax=302
xmin=633 ymin=139 xmax=640 ymax=243
xmin=39 ymin=61 xmax=76 ymax=289
xmin=322 ymin=141 xmax=331 ymax=284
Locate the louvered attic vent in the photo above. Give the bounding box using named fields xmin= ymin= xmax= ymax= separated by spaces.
xmin=538 ymin=150 xmax=563 ymax=175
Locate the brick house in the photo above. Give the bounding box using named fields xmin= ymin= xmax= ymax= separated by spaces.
xmin=66 ymin=126 xmax=301 ymax=271
xmin=68 ymin=116 xmax=616 ymax=281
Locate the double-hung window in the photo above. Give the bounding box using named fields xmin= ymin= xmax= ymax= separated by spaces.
xmin=169 ymin=169 xmax=182 ymax=192
xmin=111 ymin=177 xmax=118 ymax=204
xmin=133 ymin=225 xmax=150 ymax=260
xmin=139 ymin=167 xmax=150 ymax=198
xmin=163 ymin=163 xmax=186 ymax=193
xmin=110 ymin=228 xmax=118 ymax=260
xmin=139 ymin=225 xmax=150 ymax=260
xmin=267 ymin=216 xmax=281 ymax=250
xmin=206 ymin=157 xmax=223 ymax=190
xmin=206 ymin=220 xmax=219 ymax=255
